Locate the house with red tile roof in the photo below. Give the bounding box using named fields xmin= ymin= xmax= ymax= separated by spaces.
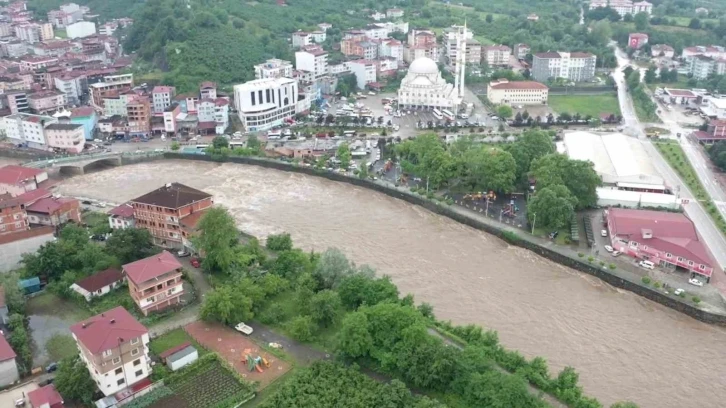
xmin=0 ymin=333 xmax=18 ymax=387
xmin=70 ymin=268 xmax=125 ymax=301
xmin=108 ymin=203 xmax=135 ymax=230
xmin=25 ymin=195 xmax=81 ymax=227
xmin=28 ymin=384 xmax=64 ymax=408
xmin=70 ymin=307 xmax=151 ymax=396
xmin=606 ymin=208 xmax=715 ymax=280
xmin=123 ymin=251 xmax=184 ymax=315
xmin=0 ymin=165 xmax=48 ymax=197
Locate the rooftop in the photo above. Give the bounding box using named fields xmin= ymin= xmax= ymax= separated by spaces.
xmin=26 ymin=196 xmax=76 ymax=214
xmin=70 ymin=306 xmax=148 ymax=354
xmin=109 ymin=202 xmax=134 ymax=218
xmin=152 ymin=85 xmax=175 ymax=94
xmin=74 ymin=268 xmax=124 ymax=292
xmin=179 ymin=208 xmax=208 ymax=230
xmin=123 ymin=250 xmax=182 ymax=285
xmin=45 ymin=123 xmax=83 ymax=131
xmin=130 ymin=182 xmax=211 ymax=209
xmin=488 ymin=79 xmax=548 ymax=90
xmin=608 ymin=208 xmax=713 ymax=272
xmin=664 ymin=88 xmax=696 ymax=98
xmin=0 ymin=165 xmax=45 ymax=186
xmin=0 ymin=334 xmax=16 ymax=361
xmin=159 ymin=341 xmax=192 ymax=360
xmin=28 ymin=384 xmax=64 ymax=407
xmin=629 ymin=32 xmax=649 ymax=38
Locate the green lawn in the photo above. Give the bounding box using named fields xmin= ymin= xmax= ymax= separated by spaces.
xmin=27 ymin=292 xmax=91 ymax=322
xmin=548 ymin=94 xmax=621 ymax=118
xmin=149 ymin=328 xmax=207 ymax=356
xmin=54 ymin=28 xmax=67 ymax=38
xmin=45 ymin=334 xmax=78 ymax=362
xmin=667 ymin=15 xmax=719 ymax=27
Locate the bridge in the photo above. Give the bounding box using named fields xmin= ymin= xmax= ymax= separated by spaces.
xmin=23 ymin=150 xmax=165 ymax=175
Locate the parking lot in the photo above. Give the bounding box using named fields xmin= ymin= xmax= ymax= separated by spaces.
xmin=0 ymin=382 xmax=39 ymax=407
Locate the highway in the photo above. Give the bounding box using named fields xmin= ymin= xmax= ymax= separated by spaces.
xmin=612 ymin=46 xmax=726 ymax=291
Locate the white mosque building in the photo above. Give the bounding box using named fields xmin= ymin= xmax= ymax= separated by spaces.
xmin=397 ymin=24 xmax=467 ymax=111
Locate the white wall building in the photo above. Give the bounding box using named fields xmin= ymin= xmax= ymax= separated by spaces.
xmin=349 ymin=60 xmax=377 ymax=89
xmin=588 ymin=0 xmax=652 ymax=16
xmin=66 ymin=21 xmax=96 ymax=39
xmin=444 ymin=25 xmax=473 ymax=62
xmin=255 ymin=59 xmax=294 ymax=79
xmin=532 ymin=52 xmax=597 ymax=82
xmin=482 ymin=45 xmax=511 ymax=66
xmin=54 ymin=74 xmax=85 ymax=105
xmin=234 ymin=77 xmax=298 ymax=132
xmin=397 ymin=57 xmax=458 ymax=109
xmin=487 ymin=79 xmax=549 ymax=105
xmin=311 ymin=31 xmax=326 ymax=43
xmin=295 ymin=46 xmax=328 ymax=79
xmin=152 ymin=86 xmax=175 ymax=114
xmin=3 ymin=113 xmax=56 ymax=150
xmin=292 ymin=32 xmax=312 ymax=48
xmin=44 ymin=123 xmax=85 ymax=153
xmin=379 ymin=39 xmax=404 ymax=61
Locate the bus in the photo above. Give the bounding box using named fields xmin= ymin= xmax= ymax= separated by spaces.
xmin=267 ymin=130 xmax=282 ymax=139
xmin=343 ymin=130 xmax=356 ymax=137
xmin=196 ymin=144 xmax=209 ymax=150
xmin=442 ymin=109 xmax=455 ymax=121
xmin=432 ymin=109 xmax=443 ymax=119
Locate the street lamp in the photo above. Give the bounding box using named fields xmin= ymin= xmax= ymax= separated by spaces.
xmin=531 ymin=212 xmax=536 ymax=235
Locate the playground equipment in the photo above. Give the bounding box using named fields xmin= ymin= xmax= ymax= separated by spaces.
xmin=383 ymin=160 xmax=393 ymax=172
xmin=502 ymin=200 xmax=519 ymax=218
xmin=463 ymin=191 xmax=496 ymax=202
xmin=241 ymin=349 xmax=265 ymax=373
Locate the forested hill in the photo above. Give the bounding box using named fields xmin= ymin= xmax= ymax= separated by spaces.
xmin=27 ymin=0 xmax=146 ymax=20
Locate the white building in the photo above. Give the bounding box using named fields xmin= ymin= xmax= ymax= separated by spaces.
xmin=397 ymin=57 xmax=459 ymax=110
xmin=532 ymin=52 xmax=597 ymax=82
xmin=292 ymin=31 xmax=312 ymax=48
xmin=311 ymin=31 xmax=326 ymax=43
xmin=108 ymin=203 xmax=135 ymax=230
xmin=44 ymin=123 xmax=85 ymax=153
xmin=329 ymin=62 xmax=351 ymax=75
xmin=14 ymin=23 xmax=41 ymax=43
xmin=588 ymin=0 xmax=652 ymax=16
xmin=363 ymin=24 xmax=388 ymax=40
xmin=444 ymin=25 xmax=473 ymax=62
xmin=152 ymin=86 xmax=175 ymax=114
xmin=379 ymin=39 xmax=404 ymax=61
xmin=685 ymin=55 xmax=726 ymax=80
xmin=234 ymin=77 xmax=298 ymax=132
xmin=370 ymin=11 xmax=386 ymax=21
xmin=387 ymin=8 xmax=404 ymax=18
xmin=349 ymin=60 xmax=377 ymax=89
xmin=487 ymin=79 xmax=549 ymax=105
xmin=255 ymin=58 xmax=293 ymax=79
xmin=482 ymin=45 xmax=511 ymax=66
xmin=706 ymin=98 xmax=726 ymax=119
xmin=295 ymin=46 xmax=328 ymax=79
xmin=3 ymin=113 xmax=56 ymax=150
xmin=69 ymin=268 xmax=124 ymax=302
xmin=54 ymin=73 xmax=85 ymax=105
xmin=66 ymin=21 xmax=96 ymax=39
xmin=651 ymin=44 xmax=675 ymax=58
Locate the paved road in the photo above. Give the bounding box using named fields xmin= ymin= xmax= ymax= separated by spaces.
xmin=612 ymin=46 xmax=726 ymax=292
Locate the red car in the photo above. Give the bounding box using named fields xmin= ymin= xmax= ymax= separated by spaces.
xmin=190 ymin=258 xmax=201 ymax=268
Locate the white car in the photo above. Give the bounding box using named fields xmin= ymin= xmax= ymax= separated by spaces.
xmin=674 ymin=288 xmax=684 ymax=296
xmin=601 ymin=229 xmax=608 ymax=237
xmin=688 ymin=278 xmax=704 ymax=287
xmin=611 ymin=251 xmax=621 ymax=257
xmin=604 ymin=245 xmax=614 ymax=253
xmin=235 ymin=322 xmax=254 ymax=335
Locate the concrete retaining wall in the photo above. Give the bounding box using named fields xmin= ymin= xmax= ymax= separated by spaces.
xmin=141 ymin=153 xmax=724 ymax=324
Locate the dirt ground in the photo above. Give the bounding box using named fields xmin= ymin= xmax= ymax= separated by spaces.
xmin=184 ymin=321 xmax=290 ymax=389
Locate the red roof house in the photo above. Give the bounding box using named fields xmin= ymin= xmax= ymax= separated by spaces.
xmin=70 ymin=306 xmax=148 ymax=355
xmin=28 ymin=384 xmax=64 ymax=408
xmin=0 ymin=165 xmax=48 ymax=196
xmin=606 ymin=208 xmax=714 ymax=278
xmin=122 ymin=251 xmax=185 ymax=315
xmin=70 ymin=268 xmax=125 ymax=301
xmin=108 ymin=203 xmax=135 ymax=230
xmin=0 ymin=333 xmax=19 ymax=386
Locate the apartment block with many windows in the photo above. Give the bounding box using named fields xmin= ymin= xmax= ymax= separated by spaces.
xmin=70 ymin=307 xmax=151 ymax=396
xmin=123 ymin=251 xmax=184 ymax=315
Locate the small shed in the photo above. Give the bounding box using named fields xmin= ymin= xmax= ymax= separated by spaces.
xmin=19 ymin=277 xmax=41 ymax=295
xmin=159 ymin=342 xmax=198 ymax=371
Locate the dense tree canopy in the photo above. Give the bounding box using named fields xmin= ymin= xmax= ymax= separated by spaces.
xmin=530 ymin=154 xmax=602 ymax=209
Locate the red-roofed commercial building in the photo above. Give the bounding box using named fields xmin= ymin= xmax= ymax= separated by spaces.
xmin=487 ymin=79 xmax=549 ymax=105
xmin=0 ymin=333 xmax=19 ymax=386
xmin=25 ymin=196 xmax=81 ymax=227
xmin=28 ymin=384 xmax=64 ymax=408
xmin=70 ymin=307 xmax=151 ymax=396
xmin=0 ymin=165 xmax=48 ymax=196
xmin=70 ymin=268 xmax=125 ymax=301
xmin=605 ymin=208 xmax=715 ymax=279
xmin=123 ymin=251 xmax=184 ymax=315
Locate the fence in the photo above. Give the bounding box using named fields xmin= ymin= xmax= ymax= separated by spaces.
xmin=548 ymin=86 xmax=615 ymax=95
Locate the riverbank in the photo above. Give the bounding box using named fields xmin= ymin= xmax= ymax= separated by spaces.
xmin=162 ymin=152 xmax=726 ymax=325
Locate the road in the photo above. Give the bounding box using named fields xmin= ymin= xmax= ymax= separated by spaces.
xmin=612 ymin=46 xmax=726 ymax=292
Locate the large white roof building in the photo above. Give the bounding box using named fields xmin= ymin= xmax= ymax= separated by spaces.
xmin=397 ymin=57 xmax=458 ymax=110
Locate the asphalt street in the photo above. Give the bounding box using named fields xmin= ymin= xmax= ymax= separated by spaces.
xmin=613 ymin=46 xmax=726 ymax=292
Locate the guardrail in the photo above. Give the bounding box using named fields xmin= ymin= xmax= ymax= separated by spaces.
xmin=22 ymin=150 xmax=165 ymax=168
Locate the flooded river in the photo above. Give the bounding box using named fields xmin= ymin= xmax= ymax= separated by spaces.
xmin=58 ymin=160 xmax=726 ymax=407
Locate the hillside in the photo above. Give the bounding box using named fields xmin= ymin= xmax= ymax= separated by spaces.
xmin=27 ymin=0 xmax=145 ymax=20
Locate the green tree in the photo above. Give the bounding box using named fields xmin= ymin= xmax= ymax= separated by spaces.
xmin=358 ymin=161 xmax=369 ymax=179
xmin=54 ymin=356 xmax=97 ymax=404
xmin=309 ymin=289 xmax=342 ymax=327
xmin=527 ymin=184 xmax=578 ymax=230
xmin=212 ymin=136 xmax=229 ymax=149
xmin=288 ymin=315 xmax=316 ymax=342
xmin=338 ymin=312 xmax=373 ymax=358
xmin=7 ymin=314 xmax=32 ymax=375
xmin=497 ymin=105 xmax=513 ymax=119
xmin=105 ymin=228 xmax=156 ymax=264
xmin=530 ymin=154 xmax=601 ymax=209
xmin=269 ymin=249 xmax=314 ymax=280
xmin=246 ymin=135 xmax=262 ymax=153
xmin=337 ymin=274 xmax=399 ymax=309
xmin=486 ymin=14 xmax=493 ymax=23
xmin=589 ymin=20 xmax=612 ymax=46
xmin=200 ymin=285 xmax=254 ymax=324
xmin=611 ymin=402 xmax=639 ymax=408
xmin=634 ymin=12 xmax=649 ymax=31
xmin=337 ymin=142 xmax=352 ymax=169
xmin=171 ymin=141 xmax=180 ymax=151
xmin=0 ymin=273 xmax=26 ymax=313
xmin=266 ymin=232 xmax=293 ymax=251
xmin=644 ymin=66 xmax=657 ymax=83
xmin=314 ymin=248 xmax=355 ymax=289
xmin=193 ymin=207 xmax=240 ymax=273
xmin=462 ymin=146 xmax=517 ymax=192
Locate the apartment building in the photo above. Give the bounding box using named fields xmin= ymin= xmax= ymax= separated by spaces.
xmin=126 ymin=95 xmax=151 ymax=137
xmin=482 ymin=45 xmax=511 ymax=66
xmin=152 ymin=86 xmax=176 ymax=114
xmin=532 ymin=51 xmax=597 ymax=82
xmin=292 ymin=31 xmax=313 ymax=48
xmin=199 ymin=81 xmax=217 ymax=100
xmin=90 ymin=74 xmax=133 ymax=109
xmin=349 ymin=60 xmax=377 ymax=89
xmin=234 ymin=77 xmax=298 ymax=132
xmin=162 ymin=103 xmax=180 ymax=134
xmin=70 ymin=307 xmax=151 ymax=396
xmin=514 ymin=43 xmax=531 ymax=60
xmin=408 ymin=29 xmax=437 ymax=48
xmin=387 ymin=8 xmax=404 ymax=18
xmin=0 ymin=195 xmax=29 ymax=235
xmin=254 ymin=59 xmax=294 ymax=80
xmin=379 ymin=39 xmax=404 ymax=61
xmin=44 ymin=123 xmax=85 ymax=153
xmin=295 ymin=45 xmax=328 ymax=79
xmin=443 ymin=25 xmax=473 ymax=62
xmin=25 ymin=195 xmax=81 ymax=226
xmin=130 ymin=182 xmax=213 ymax=249
xmin=3 ymin=113 xmax=56 ymax=150
xmin=5 ymin=91 xmax=29 ymax=114
xmin=465 ymin=40 xmax=482 ymax=66
xmin=19 ymin=55 xmax=58 ymax=72
xmin=588 ymin=0 xmax=652 ymax=16
xmin=123 ymin=251 xmax=184 ymax=315
xmin=487 ymin=79 xmax=549 ymax=105
xmin=28 ymin=90 xmax=66 ymax=114
xmin=15 ymin=23 xmax=41 ymax=43
xmin=54 ymin=72 xmax=87 ymax=105
xmin=108 ymin=203 xmax=135 ymax=230
xmin=686 ymin=55 xmax=726 ymax=80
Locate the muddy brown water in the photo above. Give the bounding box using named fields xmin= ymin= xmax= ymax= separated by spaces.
xmin=57 ymin=160 xmax=726 ymax=407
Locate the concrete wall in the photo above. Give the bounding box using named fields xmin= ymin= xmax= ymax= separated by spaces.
xmin=0 ymin=232 xmax=55 ymax=273
xmin=0 ymin=358 xmax=19 ymax=387
xmin=164 ymin=152 xmax=726 ymax=325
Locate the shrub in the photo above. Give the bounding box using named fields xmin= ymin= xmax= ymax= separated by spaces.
xmin=446 ymin=198 xmax=454 ymax=205
xmin=641 ymin=276 xmax=651 ymax=285
xmin=608 ymin=263 xmax=616 ymax=270
xmin=426 ymin=192 xmax=434 ymax=199
xmin=692 ymin=296 xmax=701 ymax=304
xmin=287 ymin=315 xmax=316 ymax=342
xmin=259 ymin=303 xmax=285 ymax=325
xmin=587 ymin=256 xmax=594 ymax=263
xmin=578 ymin=253 xmax=584 ymax=258
xmin=501 ymin=230 xmax=520 ymax=244
xmin=599 ymin=261 xmax=605 ymax=267
xmin=653 ymin=282 xmax=661 ymax=289
xmin=679 ymin=291 xmax=686 ymax=298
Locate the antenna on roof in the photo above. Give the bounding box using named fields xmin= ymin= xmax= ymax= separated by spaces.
xmin=165 ymin=183 xmax=172 ymax=188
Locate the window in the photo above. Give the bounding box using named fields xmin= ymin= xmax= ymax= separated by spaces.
xmin=131 ymin=348 xmax=139 ymax=356
xmin=131 ymin=337 xmax=139 ymax=345
xmin=135 ymin=369 xmax=143 ymax=377
xmin=677 ymin=257 xmax=684 ymax=262
xmin=102 ymin=349 xmax=113 ymax=358
xmin=115 ymin=367 xmax=123 ymax=375
xmin=117 ymin=378 xmax=125 ymax=386
xmin=133 ymin=359 xmax=141 ymax=366
xmin=699 ymin=265 xmax=706 ymax=270
xmin=112 ymin=357 xmax=121 ymax=365
xmin=666 ymin=253 xmax=672 ymax=258
xmin=642 ymin=246 xmax=648 ymax=251
xmin=688 ymin=261 xmax=694 ymax=266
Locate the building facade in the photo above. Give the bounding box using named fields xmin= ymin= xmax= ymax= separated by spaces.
xmin=532 ymin=52 xmax=597 ymax=82
xmin=487 ymin=79 xmax=549 ymax=105
xmin=152 ymin=86 xmax=176 ymax=114
xmin=349 ymin=60 xmax=377 ymax=89
xmin=482 ymin=45 xmax=511 ymax=66
xmin=44 ymin=123 xmax=85 ymax=153
xmin=123 ymin=251 xmax=184 ymax=315
xmin=108 ymin=203 xmax=135 ymax=230
xmin=234 ymin=77 xmax=298 ymax=132
xmin=3 ymin=113 xmax=56 ymax=150
xmin=254 ymin=59 xmax=294 ymax=79
xmin=397 ymin=57 xmax=458 ymax=110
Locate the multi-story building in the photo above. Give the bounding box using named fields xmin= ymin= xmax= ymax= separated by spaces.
xmin=126 ymin=95 xmax=150 ymax=137
xmin=379 ymin=39 xmax=404 ymax=62
xmin=377 ymin=57 xmax=399 ymax=77
xmin=514 ymin=43 xmax=531 ymax=60
xmin=349 ymin=60 xmax=377 ymax=89
xmin=199 ymin=81 xmax=217 ymax=100
xmin=254 ymin=59 xmax=294 ymax=80
xmin=311 ymin=31 xmax=326 ymax=43
xmin=3 ymin=113 xmax=56 ymax=150
xmin=588 ymin=0 xmax=652 ymax=16
xmin=465 ymin=40 xmax=482 ymax=66
xmin=487 ymin=79 xmax=549 ymax=105
xmin=54 ymin=72 xmax=86 ymax=105
xmin=44 ymin=123 xmax=85 ymax=153
xmin=0 ymin=195 xmax=29 ymax=235
xmin=28 ymin=90 xmax=66 ymax=114
xmin=4 ymin=41 xmax=27 ymax=58
xmin=628 ymin=33 xmax=648 ymax=49
xmin=123 ymin=251 xmax=185 ymax=315
xmin=444 ymin=25 xmax=473 ymax=62
xmin=152 ymin=85 xmax=176 ymax=114
xmin=687 ymin=55 xmax=722 ymax=80
xmin=0 ymin=22 xmax=12 ymax=37
xmin=70 ymin=306 xmax=151 ymax=396
xmin=25 ymin=194 xmax=81 ymax=226
xmin=295 ymin=45 xmax=328 ymax=79
xmin=0 ymin=165 xmax=48 ymax=196
xmin=70 ymin=106 xmax=97 ymax=141
xmin=130 ymin=182 xmax=213 ymax=250
xmin=108 ymin=203 xmax=135 ymax=230
xmin=482 ymin=45 xmax=511 ymax=66
xmin=363 ymin=24 xmax=388 ymax=40
xmin=15 ymin=23 xmax=41 ymax=43
xmin=162 ymin=103 xmax=180 ymax=134
xmin=387 ymin=8 xmax=404 ymax=18
xmin=632 ymin=1 xmax=653 ymax=14
xmin=90 ymin=74 xmax=133 ymax=109
xmin=19 ymin=55 xmax=58 ymax=72
xmin=531 ymin=51 xmax=597 ymax=82
xmin=651 ymin=44 xmax=675 ymax=58
xmin=405 ymin=45 xmax=441 ymax=64
xmin=66 ymin=21 xmax=96 ymax=39
xmin=408 ymin=29 xmax=437 ymax=48
xmin=5 ymin=91 xmax=30 ymax=114
xmin=292 ymin=31 xmax=312 ymax=48
xmin=234 ymin=77 xmax=298 ymax=132
xmin=682 ymin=45 xmax=726 ymax=60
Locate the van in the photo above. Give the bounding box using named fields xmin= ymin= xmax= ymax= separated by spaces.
xmin=639 ymin=260 xmax=655 ymax=270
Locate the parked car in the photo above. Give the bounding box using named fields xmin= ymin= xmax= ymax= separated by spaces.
xmin=611 ymin=251 xmax=621 ymax=257
xmin=688 ymin=278 xmax=704 ymax=287
xmin=601 ymin=229 xmax=608 ymax=237
xmin=674 ymin=288 xmax=684 ymax=296
xmin=45 ymin=362 xmax=58 ymax=373
xmin=604 ymin=245 xmax=614 ymax=252
xmin=190 ymin=258 xmax=201 ymax=268
xmin=177 ymin=250 xmax=190 ymax=258
xmin=235 ymin=322 xmax=254 ymax=335
xmin=639 ymin=260 xmax=655 ymax=270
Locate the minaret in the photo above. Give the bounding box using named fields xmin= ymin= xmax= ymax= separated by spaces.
xmin=453 ymin=26 xmax=460 ymax=100
xmin=458 ymin=20 xmax=467 ymax=101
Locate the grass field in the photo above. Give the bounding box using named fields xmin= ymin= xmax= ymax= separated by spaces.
xmin=548 ymin=94 xmax=621 ymax=118
xmin=45 ymin=334 xmax=78 ymax=362
xmin=148 ymin=328 xmax=208 ymax=356
xmin=667 ymin=15 xmax=719 ymax=27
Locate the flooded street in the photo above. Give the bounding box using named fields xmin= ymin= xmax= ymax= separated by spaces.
xmin=57 ymin=160 xmax=726 ymax=407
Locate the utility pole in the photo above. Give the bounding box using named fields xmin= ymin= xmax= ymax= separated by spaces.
xmin=426 ymin=176 xmax=429 ymax=193
xmin=531 ymin=212 xmax=536 ymax=234
xmin=485 ymin=197 xmax=489 ymax=217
